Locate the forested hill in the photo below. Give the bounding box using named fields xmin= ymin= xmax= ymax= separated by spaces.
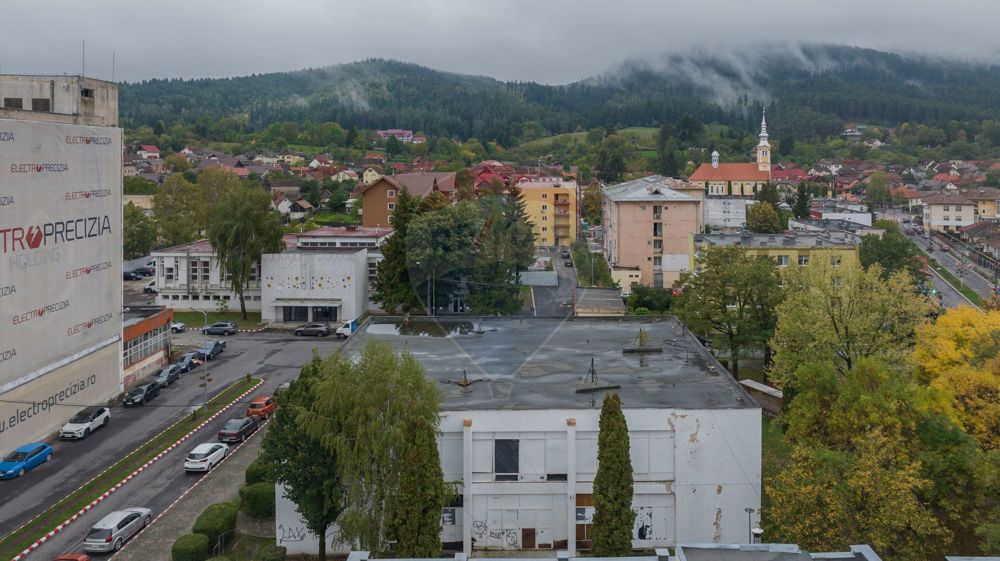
xmin=119 ymin=44 xmax=1000 ymax=144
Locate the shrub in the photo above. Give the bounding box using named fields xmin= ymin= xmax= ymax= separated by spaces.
xmin=239 ymin=482 xmax=276 ymax=519
xmin=258 ymin=544 xmax=287 ymax=561
xmin=172 ymin=533 xmax=210 ymax=561
xmin=206 ymin=557 xmax=230 ymax=561
xmin=245 ymin=459 xmax=268 ymax=485
xmin=192 ymin=502 xmax=238 ymax=549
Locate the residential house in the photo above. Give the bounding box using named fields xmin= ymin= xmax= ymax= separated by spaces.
xmin=376 ymin=129 xmax=414 ymax=142
xmin=922 ymin=191 xmax=976 ymax=233
xmin=333 ymin=169 xmax=359 ymax=182
xmin=123 ymin=160 xmax=138 ymax=177
xmin=964 ymin=187 xmax=1000 ymax=222
xmin=518 ymin=178 xmax=579 ymax=248
xmin=602 ymin=176 xmax=702 ymax=289
xmin=123 ymin=194 xmax=155 ymax=217
xmin=356 ymin=172 xmax=458 ymax=228
xmin=362 ymin=165 xmax=383 ymax=185
xmin=137 ymin=144 xmax=160 ymax=159
xmin=308 ymin=154 xmax=333 ymax=169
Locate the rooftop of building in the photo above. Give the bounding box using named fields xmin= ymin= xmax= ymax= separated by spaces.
xmin=689 ymin=162 xmax=770 ymax=182
xmin=575 ymin=288 xmax=627 ymax=315
xmin=922 ymin=190 xmax=975 ymax=205
xmin=123 ymin=307 xmax=171 ymax=328
xmin=695 ymin=231 xmax=858 ymax=249
xmin=604 ymin=175 xmax=701 ymax=202
xmin=343 ymin=317 xmax=756 ymax=411
xmin=788 ymin=217 xmax=882 ymax=233
xmin=301 ymin=226 xmax=394 ymax=238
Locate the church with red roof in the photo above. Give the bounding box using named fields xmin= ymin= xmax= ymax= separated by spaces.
xmin=689 ymin=111 xmax=772 ymax=197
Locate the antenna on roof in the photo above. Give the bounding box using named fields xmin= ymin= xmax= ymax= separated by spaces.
xmin=81 ymin=41 xmax=85 ymax=77
xmin=576 ymin=357 xmax=620 ymax=394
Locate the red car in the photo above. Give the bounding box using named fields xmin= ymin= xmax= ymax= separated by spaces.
xmin=246 ymin=395 xmax=277 ymax=420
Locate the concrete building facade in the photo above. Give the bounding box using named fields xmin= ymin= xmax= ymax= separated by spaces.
xmin=0 ymin=74 xmax=118 ymax=126
xmin=922 ymin=191 xmax=976 ymax=233
xmin=519 ymin=178 xmax=579 ymax=248
xmin=690 ymin=232 xmax=860 ymax=271
xmin=603 ymin=176 xmax=702 ymax=288
xmin=152 ymin=239 xmax=263 ymax=312
xmin=260 ymin=247 xmax=369 ymax=324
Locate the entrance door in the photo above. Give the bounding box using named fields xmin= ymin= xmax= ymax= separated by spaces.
xmin=282 ymin=306 xmax=308 ymax=322
xmin=312 ymin=306 xmax=337 ymax=322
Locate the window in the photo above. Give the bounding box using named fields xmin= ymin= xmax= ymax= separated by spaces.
xmin=542 ymin=194 xmax=547 ymax=199
xmin=798 ymin=255 xmax=810 ymax=266
xmin=652 ymin=223 xmax=662 ymax=237
xmin=387 ymin=202 xmax=395 ymax=211
xmin=653 ymin=256 xmax=662 ymax=267
xmin=777 ymin=255 xmax=790 ymax=267
xmin=830 ymin=255 xmax=842 ymax=267
xmin=542 ymin=226 xmax=548 ymax=232
xmin=542 ymin=216 xmax=548 ymax=221
xmin=387 ymin=190 xmax=396 ymax=199
xmin=3 ymin=98 xmax=23 ymax=109
xmin=31 ymin=98 xmax=51 ymax=112
xmin=832 ymin=276 xmax=843 ymax=288
xmin=494 ymin=439 xmax=519 ymax=481
xmin=542 ymin=205 xmax=548 ymax=211
xmin=944 ymin=215 xmax=950 ymax=222
xmin=653 ymin=205 xmax=662 ymax=218
xmin=653 ymin=239 xmax=662 ymax=250
xmin=955 ymin=205 xmax=962 ymax=211
xmin=943 ymin=206 xmax=950 ymax=211
xmin=165 ymin=267 xmax=175 ymax=281
xmin=81 ymin=88 xmax=94 ymax=98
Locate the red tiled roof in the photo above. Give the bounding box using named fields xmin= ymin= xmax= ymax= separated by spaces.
xmin=303 ymin=226 xmax=394 ymax=238
xmin=688 ymin=163 xmax=770 ymax=182
xmin=139 ymin=145 xmax=160 ymax=152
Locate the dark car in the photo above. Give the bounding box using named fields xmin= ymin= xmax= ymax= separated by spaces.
xmin=198 ymin=340 xmax=226 ymax=360
xmin=174 ymin=352 xmax=203 ymax=373
xmin=202 ymin=321 xmax=237 ymax=336
xmin=124 ymin=383 xmax=160 ymax=407
xmin=560 ymin=251 xmax=570 ymax=259
xmin=564 ymin=260 xmax=574 ymax=267
xmin=217 ymin=416 xmax=260 ymax=443
xmin=154 ymin=364 xmax=182 ymax=387
xmin=132 ymin=266 xmax=154 ymax=277
xmin=294 ymin=322 xmax=330 ymax=337
xmin=123 ymin=271 xmax=142 ymax=281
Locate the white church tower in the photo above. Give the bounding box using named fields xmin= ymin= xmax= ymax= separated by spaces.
xmin=756 ymin=109 xmax=771 ymax=172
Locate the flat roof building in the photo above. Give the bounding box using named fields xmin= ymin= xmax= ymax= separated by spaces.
xmin=0 ymin=74 xmax=118 ymax=126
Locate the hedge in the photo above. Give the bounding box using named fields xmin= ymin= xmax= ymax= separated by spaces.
xmin=258 ymin=544 xmax=287 ymax=561
xmin=192 ymin=502 xmax=238 ymax=549
xmin=240 ymin=482 xmax=276 ymax=519
xmin=245 ymin=459 xmax=269 ymax=485
xmin=172 ymin=533 xmax=210 ymax=561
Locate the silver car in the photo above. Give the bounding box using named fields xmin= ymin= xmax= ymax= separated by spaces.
xmin=82 ymin=507 xmax=152 ymax=552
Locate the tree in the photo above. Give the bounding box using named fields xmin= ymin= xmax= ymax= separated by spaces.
xmin=388 ymin=418 xmax=446 ymax=557
xmin=124 ymin=176 xmax=158 ymax=195
xmin=674 ymin=246 xmax=782 ymax=377
xmin=206 ymin=184 xmax=285 ymax=318
xmin=505 ymin=183 xmax=536 ymax=271
xmin=372 ymin=189 xmax=425 ymax=314
xmin=583 ymin=183 xmax=603 ymax=226
xmin=770 ymin=260 xmax=933 ymax=387
xmin=754 ymin=183 xmax=782 ymax=207
xmin=859 ymin=222 xmax=924 ymax=281
xmin=867 ymin=171 xmax=889 ymax=207
xmin=385 ymin=136 xmax=402 ymax=161
xmin=408 ymin=201 xmax=483 ymax=315
xmin=344 ymin=125 xmax=358 ymax=148
xmin=591 ymin=392 xmax=634 ymax=556
xmin=596 ymin=134 xmax=627 ymax=183
xmin=153 ymin=174 xmax=202 ymax=247
xmin=467 ymin=194 xmax=529 ymax=315
xmin=123 ymin=202 xmax=157 ymax=258
xmin=302 ymin=340 xmax=444 ymax=554
xmin=164 ymin=154 xmax=192 ymax=173
xmin=260 ymin=357 xmax=342 ymax=561
xmin=792 ymin=183 xmax=812 ymax=219
xmin=746 ymin=201 xmax=783 ymax=234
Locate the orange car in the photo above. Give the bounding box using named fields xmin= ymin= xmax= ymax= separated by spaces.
xmin=246 ymin=395 xmax=277 ymax=419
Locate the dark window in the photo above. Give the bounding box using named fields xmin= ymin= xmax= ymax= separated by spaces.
xmin=81 ymin=88 xmax=94 ymax=98
xmin=31 ymin=98 xmax=51 ymax=112
xmin=3 ymin=97 xmax=23 ymax=109
xmin=546 ymin=473 xmax=568 ymax=481
xmin=494 ymin=439 xmax=519 ymax=481
xmin=282 ymin=306 xmax=309 ymax=322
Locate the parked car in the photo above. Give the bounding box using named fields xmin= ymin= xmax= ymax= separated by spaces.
xmin=169 ymin=321 xmax=187 ymax=333
xmin=143 ymin=280 xmax=157 ymax=293
xmin=132 ymin=266 xmax=154 ymax=277
xmin=202 ymin=321 xmax=237 ymax=336
xmin=197 ymin=340 xmax=226 ymax=360
xmin=564 ymin=260 xmax=574 ymax=267
xmin=560 ymin=251 xmax=570 ymax=259
xmin=0 ymin=442 xmax=53 ymax=479
xmin=335 ymin=321 xmax=357 ymax=339
xmin=174 ymin=352 xmax=203 ymax=373
xmin=52 ymin=554 xmax=91 ymax=561
xmin=82 ymin=508 xmax=152 ymax=553
xmin=246 ymin=395 xmax=277 ymax=420
xmin=123 ymin=383 xmax=160 ymax=407
xmin=217 ymin=416 xmax=260 ymax=443
xmin=123 ymin=271 xmax=142 ymax=281
xmin=294 ymin=322 xmax=330 ymax=337
xmin=940 ymin=244 xmax=950 ymax=252
xmin=60 ymin=406 xmax=111 ymax=440
xmin=154 ymin=365 xmax=182 ymax=387
xmin=183 ymin=442 xmax=229 ymax=472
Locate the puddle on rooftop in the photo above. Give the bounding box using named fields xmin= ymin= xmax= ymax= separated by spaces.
xmin=367 ymin=320 xmax=478 ymax=337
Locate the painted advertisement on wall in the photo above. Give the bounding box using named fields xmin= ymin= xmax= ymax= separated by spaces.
xmin=0 ymin=118 xmax=122 ymax=399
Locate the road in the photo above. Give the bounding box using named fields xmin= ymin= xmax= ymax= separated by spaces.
xmin=2 ymin=332 xmax=340 ymax=560
xmin=532 ymin=249 xmax=578 ymax=317
xmin=907 ymin=231 xmax=994 ymax=304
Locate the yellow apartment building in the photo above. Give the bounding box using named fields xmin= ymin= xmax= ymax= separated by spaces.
xmin=517 ymin=178 xmax=578 ymax=248
xmin=689 ymin=231 xmax=860 ymax=271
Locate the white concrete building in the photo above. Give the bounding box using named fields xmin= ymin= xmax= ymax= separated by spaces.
xmin=0 ymin=74 xmax=119 ymax=126
xmin=295 ymin=226 xmax=392 ymax=288
xmin=276 ymin=318 xmax=761 ymax=556
xmin=151 ymin=239 xmax=264 ymax=311
xmin=261 ymin=247 xmax=369 ymax=323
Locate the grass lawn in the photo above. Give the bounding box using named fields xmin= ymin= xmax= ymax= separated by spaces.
xmin=572 ymin=246 xmax=616 ymax=288
xmin=172 ymin=311 xmax=264 ymax=330
xmin=0 ymin=378 xmax=260 ymax=561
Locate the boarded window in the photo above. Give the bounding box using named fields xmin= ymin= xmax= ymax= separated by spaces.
xmin=31 ymin=98 xmax=51 ymax=112
xmin=494 ymin=439 xmax=519 ymax=480
xmin=3 ymin=97 xmax=23 ymax=109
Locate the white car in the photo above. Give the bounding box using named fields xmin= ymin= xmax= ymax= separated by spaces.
xmin=170 ymin=321 xmax=187 ymax=333
xmin=183 ymin=442 xmax=229 ymax=472
xmin=82 ymin=507 xmax=152 ymax=552
xmin=60 ymin=406 xmax=111 ymax=440
xmin=143 ymin=280 xmax=158 ymax=293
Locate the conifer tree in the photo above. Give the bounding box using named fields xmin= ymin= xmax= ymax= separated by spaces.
xmin=371 ymin=188 xmax=424 ymax=314
xmin=592 ymin=392 xmax=635 ymax=556
xmin=389 ymin=418 xmax=446 ymax=557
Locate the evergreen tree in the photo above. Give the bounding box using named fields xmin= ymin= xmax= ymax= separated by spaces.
xmin=505 ymin=183 xmax=536 ymax=271
xmin=468 ymin=196 xmax=522 ymax=315
xmin=754 ymin=183 xmax=782 ymax=207
xmin=389 ymin=418 xmax=446 ymax=557
xmin=592 ymin=392 xmax=635 ymax=556
xmin=792 ymin=183 xmax=812 ymax=219
xmin=344 ymin=125 xmax=358 ymax=148
xmin=372 ymin=188 xmax=425 ymax=314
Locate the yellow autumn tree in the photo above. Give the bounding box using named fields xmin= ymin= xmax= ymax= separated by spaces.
xmin=915 ymin=306 xmax=1000 ymax=450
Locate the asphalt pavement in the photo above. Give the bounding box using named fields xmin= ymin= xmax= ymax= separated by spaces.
xmin=908 ymin=231 xmax=993 ymax=305
xmin=1 ymin=332 xmax=342 ymax=560
xmin=531 ymin=249 xmax=578 ymax=317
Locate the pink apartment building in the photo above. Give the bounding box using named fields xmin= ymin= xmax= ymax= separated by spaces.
xmin=602 ymin=176 xmax=703 ymax=289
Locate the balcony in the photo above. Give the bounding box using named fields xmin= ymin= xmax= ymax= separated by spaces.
xmin=553 ymin=198 xmax=570 ymax=206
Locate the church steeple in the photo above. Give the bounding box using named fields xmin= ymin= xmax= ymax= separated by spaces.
xmin=756 ymin=108 xmax=771 ymax=172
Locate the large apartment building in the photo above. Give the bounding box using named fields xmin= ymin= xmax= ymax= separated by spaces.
xmin=518 ymin=178 xmax=579 ymax=248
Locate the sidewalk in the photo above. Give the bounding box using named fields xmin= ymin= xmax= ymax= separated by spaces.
xmin=115 ymin=426 xmax=268 ymax=561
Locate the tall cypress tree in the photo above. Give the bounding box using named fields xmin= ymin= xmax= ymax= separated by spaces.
xmin=591 ymin=392 xmax=635 ymax=556
xmin=388 ymin=418 xmax=446 ymax=557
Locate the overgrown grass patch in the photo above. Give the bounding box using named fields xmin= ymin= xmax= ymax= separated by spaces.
xmin=173 ymin=311 xmax=264 ymax=330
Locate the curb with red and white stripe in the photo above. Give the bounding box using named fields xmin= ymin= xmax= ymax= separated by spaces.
xmin=237 ymin=328 xmax=266 ymax=333
xmin=9 ymin=379 xmax=263 ymax=561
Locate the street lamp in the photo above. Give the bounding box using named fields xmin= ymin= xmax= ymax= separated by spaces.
xmin=196 ymin=309 xmax=209 ymax=331
xmin=744 ymin=507 xmax=756 ymax=544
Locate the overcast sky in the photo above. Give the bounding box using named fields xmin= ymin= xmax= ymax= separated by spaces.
xmin=3 ymin=0 xmax=1000 ymax=84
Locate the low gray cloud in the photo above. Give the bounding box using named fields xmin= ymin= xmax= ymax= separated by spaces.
xmin=2 ymin=0 xmax=999 ymax=84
